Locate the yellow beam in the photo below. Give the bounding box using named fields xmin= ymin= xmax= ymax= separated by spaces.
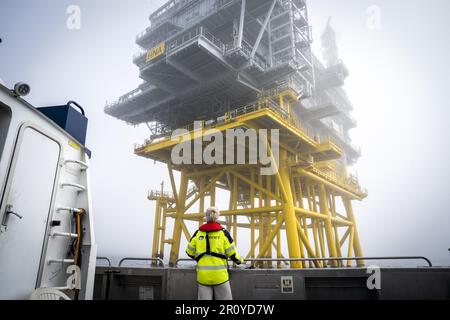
xmin=167 ymin=162 xmax=179 ymax=207
xmin=343 ymin=196 xmax=364 ymax=266
xmin=279 ymin=149 xmax=302 ymax=268
xmin=184 ymin=170 xmax=225 ymax=213
xmin=199 ymin=177 xmax=205 ymax=227
xmin=257 ymin=217 xmax=285 ymax=260
xmin=347 ymin=227 xmax=355 ymax=267
xmin=170 ymin=206 xmax=284 ymax=219
xmin=152 ymin=199 xmax=161 ymax=259
xmin=295 ymin=220 xmax=320 ymax=268
xmin=159 ymin=203 xmax=167 ymax=258
xmin=232 ymin=174 xmax=238 ymax=245
xmin=181 ymin=221 xmax=191 ymax=242
xmin=169 ymin=170 xmax=189 ymax=266
xmin=339 ymin=228 xmax=351 ymax=248
xmin=294 ymin=207 xmax=353 ymax=226
xmin=250 ymin=170 xmax=255 ymax=258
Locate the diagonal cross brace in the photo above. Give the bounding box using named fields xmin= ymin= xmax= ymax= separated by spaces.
xmin=251 ymin=0 xmax=277 ymax=59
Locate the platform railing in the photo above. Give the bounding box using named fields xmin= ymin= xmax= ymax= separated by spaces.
xmin=96 ymin=257 xmax=112 ymax=267
xmin=118 ymin=257 xmax=165 ymax=268
xmin=98 ymin=255 xmax=433 ymax=269
xmin=245 ymin=257 xmax=433 ymax=268
xmin=135 ymin=94 xmax=320 ymax=148
xmin=136 ymin=0 xmax=236 ymax=44
xmin=149 ymin=0 xmax=235 ymax=31
xmin=166 ymin=25 xmax=226 ymax=56
xmin=176 ymin=257 xmax=433 ymax=268
xmin=105 ymin=83 xmax=156 ymax=109
xmin=148 ymin=190 xmax=174 ymax=200
xmin=310 ymin=162 xmax=367 ymax=197
xmin=131 ymin=95 xmax=365 ymax=196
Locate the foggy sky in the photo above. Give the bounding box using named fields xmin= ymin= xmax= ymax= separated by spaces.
xmin=1 ymin=0 xmax=449 ymax=266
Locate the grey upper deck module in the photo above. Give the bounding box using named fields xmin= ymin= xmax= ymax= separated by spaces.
xmin=105 ymin=0 xmax=360 ymax=164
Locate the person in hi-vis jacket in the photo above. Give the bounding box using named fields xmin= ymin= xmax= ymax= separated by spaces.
xmin=186 ymin=207 xmax=244 ymax=300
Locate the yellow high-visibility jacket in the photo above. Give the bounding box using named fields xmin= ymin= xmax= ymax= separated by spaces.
xmin=186 ymin=223 xmax=244 ymax=286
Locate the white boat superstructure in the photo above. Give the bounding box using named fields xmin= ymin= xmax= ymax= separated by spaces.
xmin=0 ymin=83 xmax=96 ymax=300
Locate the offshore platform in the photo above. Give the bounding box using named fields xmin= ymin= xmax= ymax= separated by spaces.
xmin=105 ymin=0 xmax=367 ymax=269
xmin=97 ymin=0 xmax=450 ymax=301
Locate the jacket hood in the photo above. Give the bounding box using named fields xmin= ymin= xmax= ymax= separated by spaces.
xmin=199 ymin=222 xmax=223 ymax=232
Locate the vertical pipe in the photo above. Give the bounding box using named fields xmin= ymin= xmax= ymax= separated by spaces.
xmin=268 ymin=19 xmax=273 ymax=67
xmin=250 ymin=170 xmax=255 ymax=259
xmin=299 ymin=177 xmax=311 ymax=266
xmin=167 ymin=162 xmax=179 ymax=207
xmin=233 ymin=174 xmax=238 ymax=246
xmin=199 ymin=178 xmax=205 ymax=228
xmin=312 ymin=221 xmax=321 ymax=262
xmin=347 ymin=227 xmax=355 ymax=267
xmin=210 ymin=180 xmax=216 ymax=207
xmin=251 ymin=0 xmax=277 ymax=59
xmin=157 ymin=200 xmax=163 ymax=259
xmin=279 ymin=149 xmax=302 ymax=268
xmin=266 ymin=175 xmax=272 ymax=268
xmin=318 ymin=222 xmax=326 ymax=261
xmin=238 ymin=0 xmax=246 ymax=48
xmin=159 ymin=203 xmax=167 ymax=259
xmin=298 ymin=228 xmax=306 ymax=268
xmin=291 ymin=175 xmax=305 ymax=267
xmin=261 ymin=175 xmax=268 ymax=268
xmin=289 ymin=0 xmax=296 ymax=61
xmin=308 ymin=182 xmax=322 ymax=264
xmin=228 ymin=175 xmax=234 ymax=233
xmin=330 ymin=193 xmax=343 ymax=265
xmin=318 ymin=184 xmax=338 ymax=266
xmin=275 ymin=179 xmax=281 ymax=268
xmin=311 ymin=183 xmax=326 ymax=260
xmin=169 ymin=170 xmax=189 ymax=266
xmin=152 ymin=199 xmax=161 ymax=259
xmin=297 ymin=177 xmax=304 ymax=209
xmin=343 ymin=196 xmax=364 ymax=266
xmin=291 ymin=175 xmax=298 ymax=206
xmin=258 ymin=174 xmax=263 ymax=258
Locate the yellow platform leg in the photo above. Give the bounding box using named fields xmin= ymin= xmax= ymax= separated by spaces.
xmin=279 ymin=150 xmax=302 ymax=269
xmin=343 ymin=196 xmax=364 ymax=266
xmin=169 ymin=170 xmax=188 ymax=266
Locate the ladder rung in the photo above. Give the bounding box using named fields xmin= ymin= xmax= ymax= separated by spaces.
xmin=51 ymin=232 xmax=78 ymax=238
xmin=64 ymin=159 xmax=89 ymax=170
xmin=61 ymin=182 xmax=86 ymax=192
xmin=47 ymin=259 xmax=75 ymax=265
xmin=56 ymin=207 xmax=84 ymax=214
